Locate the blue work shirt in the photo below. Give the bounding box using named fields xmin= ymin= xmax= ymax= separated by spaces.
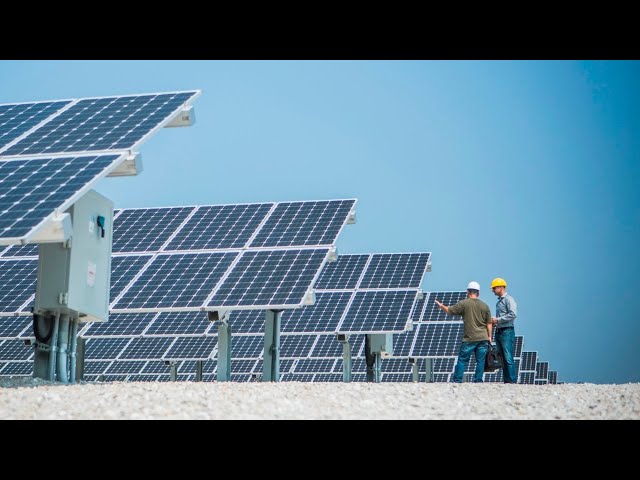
xmin=496 ymin=294 xmax=517 ymax=329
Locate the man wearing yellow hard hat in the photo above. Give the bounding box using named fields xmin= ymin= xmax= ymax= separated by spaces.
xmin=491 ymin=278 xmax=518 ymax=383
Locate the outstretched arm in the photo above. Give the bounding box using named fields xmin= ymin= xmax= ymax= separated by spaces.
xmin=434 ymin=300 xmax=449 ymax=314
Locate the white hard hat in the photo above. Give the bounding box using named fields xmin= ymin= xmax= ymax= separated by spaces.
xmin=467 ymin=281 xmax=480 ymax=291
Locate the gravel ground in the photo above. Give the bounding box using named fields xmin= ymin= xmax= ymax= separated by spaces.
xmin=1 ymin=378 xmax=638 ymax=419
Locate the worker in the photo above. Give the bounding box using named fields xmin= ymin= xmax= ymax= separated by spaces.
xmin=490 ymin=278 xmax=518 ymax=383
xmin=435 ymin=281 xmax=492 ymax=383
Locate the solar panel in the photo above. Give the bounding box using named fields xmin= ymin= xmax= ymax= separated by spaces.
xmin=281 ymin=373 xmax=316 ymax=382
xmin=178 ymin=360 xmax=216 ymax=374
xmin=514 ymin=336 xmax=524 ymax=357
xmin=144 ymin=312 xmax=211 ymax=336
xmin=433 ymin=373 xmax=450 ymax=383
xmin=381 ymin=358 xmax=413 ymax=373
xmin=536 ymin=361 xmax=549 ymax=380
xmin=231 ymin=359 xmax=258 ymax=374
xmin=281 ymin=291 xmax=352 ymax=333
xmin=0 ymin=361 xmax=33 ymax=375
xmin=548 ymin=370 xmax=558 ymax=384
xmin=434 ymin=358 xmax=456 ymax=373
xmin=113 ymin=251 xmax=237 ymax=310
xmin=85 ymin=338 xmax=131 ymax=360
xmin=338 ymin=291 xmax=416 ymax=333
xmin=141 ymin=361 xmax=171 ymax=374
xmin=0 ymin=154 xmax=123 ymax=243
xmin=0 ymin=259 xmax=36 ymax=314
xmin=0 ymin=100 xmax=70 ymax=151
xmin=227 ymin=309 xmax=264 ymax=334
xmin=314 ymin=373 xmax=342 ymax=382
xmin=163 ymin=337 xmax=217 ymax=361
xmin=106 ymin=361 xmax=147 ymax=375
xmin=359 ymin=253 xmax=430 ymax=289
xmin=208 ymin=248 xmax=328 ymax=308
xmin=391 ymin=330 xmax=415 ymax=357
xmin=381 ymin=373 xmax=414 ymax=382
xmin=84 ymin=361 xmax=112 ymax=375
xmin=231 ymin=335 xmax=263 ymax=359
xmin=2 ymin=92 xmax=199 ymax=157
xmin=419 ymin=292 xmax=468 ymax=321
xmin=0 ymin=340 xmax=33 ymax=361
xmin=293 ymin=358 xmax=336 ymax=373
xmin=520 ymin=352 xmax=538 ymax=371
xmin=119 ymin=337 xmax=175 ymax=360
xmin=410 ymin=323 xmax=464 ymax=357
xmin=310 ymin=335 xmax=343 ymax=358
xmin=520 ymin=372 xmax=535 ymax=384
xmin=0 ymin=318 xmax=30 ymax=339
xmin=249 ymin=200 xmax=355 ymax=248
xmin=166 ymin=203 xmax=272 ymax=251
xmin=0 ymin=244 xmax=38 ymax=257
xmin=127 ymin=374 xmax=162 ymax=382
xmin=109 ymin=255 xmax=154 ymax=302
xmin=314 ymin=254 xmax=369 ymax=290
xmin=280 ymin=335 xmax=317 ymax=358
xmin=112 ymin=207 xmax=194 ymax=253
xmin=81 ymin=312 xmax=157 ymax=337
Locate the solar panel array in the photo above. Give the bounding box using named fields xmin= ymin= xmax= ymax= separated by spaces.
xmin=0 ymin=199 xmax=356 ymax=315
xmin=0 ymin=92 xmax=200 ymax=245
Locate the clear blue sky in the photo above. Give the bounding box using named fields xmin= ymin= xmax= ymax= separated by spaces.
xmin=1 ymin=60 xmax=638 ymax=384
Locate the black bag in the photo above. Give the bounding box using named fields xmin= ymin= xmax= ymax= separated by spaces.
xmin=485 ymin=342 xmax=504 ymax=372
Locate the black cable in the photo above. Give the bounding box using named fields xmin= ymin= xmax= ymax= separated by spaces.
xmin=33 ymin=314 xmax=53 ymax=343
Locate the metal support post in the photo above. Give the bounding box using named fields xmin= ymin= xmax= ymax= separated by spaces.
xmin=33 ymin=313 xmax=60 ymax=382
xmin=76 ymin=336 xmax=86 ymax=382
xmin=217 ymin=321 xmax=232 ymax=382
xmin=68 ymin=318 xmax=79 ymax=383
xmin=169 ymin=362 xmax=178 ymax=381
xmin=411 ymin=360 xmax=419 ymax=383
xmin=263 ymin=309 xmax=282 ymax=382
xmin=340 ymin=335 xmax=352 ymax=383
xmin=56 ymin=314 xmax=70 ymax=384
xmin=424 ymin=358 xmax=433 ymax=383
xmin=195 ymin=360 xmax=203 ymax=382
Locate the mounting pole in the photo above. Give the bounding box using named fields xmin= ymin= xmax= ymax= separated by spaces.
xmin=194 ymin=360 xmax=204 ymax=382
xmin=424 ymin=358 xmax=433 ymax=383
xmin=68 ymin=317 xmax=79 ymax=383
xmin=169 ymin=362 xmax=178 ymax=381
xmin=33 ymin=313 xmax=60 ymax=382
xmin=411 ymin=359 xmax=419 ymax=382
xmin=338 ymin=334 xmax=352 ymax=383
xmin=365 ymin=334 xmax=387 ymax=383
xmin=217 ymin=321 xmax=232 ymax=382
xmin=263 ymin=309 xmax=282 ymax=382
xmin=76 ymin=336 xmax=86 ymax=382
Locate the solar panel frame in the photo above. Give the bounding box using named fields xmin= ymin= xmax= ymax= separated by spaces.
xmin=0 ymin=91 xmax=201 ymax=158
xmin=0 ymin=153 xmax=126 ymax=245
xmin=143 ymin=311 xmax=213 ymax=336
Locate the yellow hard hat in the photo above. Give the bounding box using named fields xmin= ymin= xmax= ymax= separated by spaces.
xmin=491 ymin=278 xmax=507 ymax=289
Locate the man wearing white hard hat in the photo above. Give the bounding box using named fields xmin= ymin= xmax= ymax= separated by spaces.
xmin=435 ymin=281 xmax=493 ymax=383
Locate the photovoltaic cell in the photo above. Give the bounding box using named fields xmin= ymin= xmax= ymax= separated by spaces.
xmin=419 ymin=292 xmax=468 ymax=322
xmin=281 ymin=291 xmax=352 ymax=333
xmin=0 ymin=361 xmax=32 ymax=375
xmin=310 ymin=335 xmax=343 ymax=358
xmin=411 ymin=323 xmax=464 ymax=357
xmin=227 ymin=309 xmax=264 ymax=334
xmin=520 ymin=372 xmax=535 ymax=384
xmin=118 ymin=337 xmax=175 ymax=360
xmin=338 ymin=291 xmax=416 ymax=333
xmin=165 ymin=203 xmax=272 ymax=251
xmin=434 ymin=358 xmax=456 ymax=373
xmin=208 ymin=248 xmax=328 ymax=308
xmin=293 ymin=358 xmax=336 ymax=373
xmin=520 ymin=352 xmax=538 ymax=371
xmin=0 ymin=259 xmax=37 ymax=313
xmin=231 ymin=359 xmax=257 ymax=374
xmin=231 ymin=335 xmax=263 ymax=359
xmin=84 ymin=361 xmax=112 ymax=375
xmin=0 ymin=154 xmax=121 ymax=241
xmin=0 ymin=100 xmax=70 ymax=151
xmin=109 ymin=255 xmax=153 ymax=302
xmin=0 ymin=340 xmax=33 ymax=361
xmin=85 ymin=338 xmax=131 ymax=360
xmin=127 ymin=375 xmax=161 ymax=382
xmin=391 ymin=330 xmax=415 ymax=357
xmin=82 ymin=312 xmax=157 ymax=337
xmin=381 ymin=358 xmax=413 ymax=373
xmin=0 ymin=318 xmax=30 ymax=339
xmin=141 ymin=361 xmax=171 ymax=374
xmin=114 ymin=251 xmax=237 ymax=310
xmin=314 ymin=373 xmax=342 ymax=382
xmin=281 ymin=373 xmax=315 ymax=382
xmin=358 ymin=253 xmax=430 ymax=289
xmin=536 ymin=361 xmax=549 ymax=380
xmin=548 ymin=371 xmax=558 ymax=384
xmin=3 ymin=92 xmax=198 ymax=156
xmin=249 ymin=200 xmax=355 ymax=248
xmin=106 ymin=361 xmax=147 ymax=375
xmin=514 ymin=336 xmax=524 ymax=358
xmin=0 ymin=243 xmax=38 ymax=257
xmin=145 ymin=311 xmax=211 ymax=336
xmin=382 ymin=373 xmax=413 ymax=382
xmin=112 ymin=207 xmax=194 ymax=253
xmin=280 ymin=335 xmax=316 ymax=358
xmin=163 ymin=336 xmax=217 ymax=360
xmin=314 ymin=254 xmax=369 ymax=290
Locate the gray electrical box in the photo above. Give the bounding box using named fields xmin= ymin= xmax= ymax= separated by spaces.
xmin=34 ymin=190 xmax=114 ymax=323
xmin=368 ymin=334 xmax=393 ymax=357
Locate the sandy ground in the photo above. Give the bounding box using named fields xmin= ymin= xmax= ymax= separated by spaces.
xmin=1 ymin=378 xmax=638 ymax=419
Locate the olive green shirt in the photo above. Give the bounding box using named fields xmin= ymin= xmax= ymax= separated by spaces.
xmin=447 ymin=298 xmax=491 ymax=342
